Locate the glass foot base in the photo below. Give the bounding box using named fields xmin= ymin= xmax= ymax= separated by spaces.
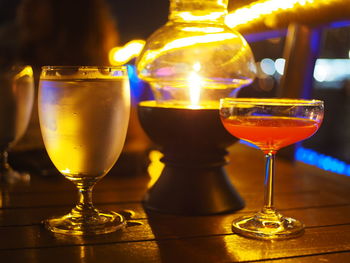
xmin=232 ymin=209 xmax=304 ymax=240
xmin=44 ymin=211 xmax=126 ymax=235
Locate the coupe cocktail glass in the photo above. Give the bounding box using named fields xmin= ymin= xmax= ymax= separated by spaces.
xmin=220 ymin=98 xmax=324 ymax=240
xmin=38 ymin=66 xmax=130 ymax=235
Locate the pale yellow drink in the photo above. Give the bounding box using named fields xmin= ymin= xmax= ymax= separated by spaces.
xmin=39 ymin=78 xmax=130 ymax=181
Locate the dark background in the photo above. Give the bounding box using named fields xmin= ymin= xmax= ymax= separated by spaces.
xmin=1 ymin=0 xmax=350 ymax=164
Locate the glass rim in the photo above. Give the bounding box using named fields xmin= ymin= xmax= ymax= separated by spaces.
xmin=41 ymin=65 xmax=127 ymax=71
xmin=40 ymin=65 xmax=128 ymax=80
xmin=220 ymin=97 xmax=324 ymax=106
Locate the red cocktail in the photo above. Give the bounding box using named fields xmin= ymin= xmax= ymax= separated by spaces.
xmin=222 ymin=116 xmax=320 ymax=153
xmin=220 ymin=98 xmax=324 ymax=240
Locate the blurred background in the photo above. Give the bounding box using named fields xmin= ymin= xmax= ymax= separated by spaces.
xmin=0 ymin=0 xmax=349 ymax=175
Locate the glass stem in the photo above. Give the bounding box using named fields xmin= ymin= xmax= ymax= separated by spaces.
xmin=73 ymin=182 xmax=98 ymax=217
xmin=264 ymin=152 xmax=275 ymax=210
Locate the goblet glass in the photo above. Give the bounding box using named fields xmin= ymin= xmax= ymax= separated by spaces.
xmin=38 ymin=66 xmax=130 ymax=235
xmin=0 ymin=65 xmax=34 ymax=184
xmin=220 ymin=98 xmax=324 ymax=240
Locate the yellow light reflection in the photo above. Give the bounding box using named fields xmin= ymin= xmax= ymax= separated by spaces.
xmin=188 ymin=63 xmax=203 ymax=108
xmin=109 ymin=40 xmax=146 ymax=65
xmin=110 ymin=0 xmax=342 ymax=69
xmin=142 ymin=33 xmax=235 ymax=64
xmin=61 ymin=168 xmax=71 ymax=174
xmin=178 ymin=11 xmax=226 ymax=22
xmin=225 ymin=0 xmax=323 ymax=28
xmin=147 ymin=150 xmax=164 ymax=188
xmin=181 ymin=27 xmax=224 ymax=33
xmin=0 ymin=189 xmax=9 ymax=208
xmin=41 ymin=103 xmax=83 ymax=176
xmin=13 ymin=65 xmax=33 ymax=81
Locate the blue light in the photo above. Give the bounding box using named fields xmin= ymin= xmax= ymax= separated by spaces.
xmin=314 ymin=59 xmax=350 ymax=82
xmin=295 ymin=147 xmax=350 ymax=177
xmin=239 ymin=141 xmax=350 ymax=177
xmin=275 ymin=58 xmax=285 ymax=75
xmin=260 ymin=58 xmax=276 ymax=75
xmin=239 ymin=140 xmax=259 ymax=149
xmin=126 ymin=64 xmax=152 ymax=105
xmin=329 ymin=20 xmax=350 ymax=28
xmin=269 ymin=58 xmax=350 ymax=83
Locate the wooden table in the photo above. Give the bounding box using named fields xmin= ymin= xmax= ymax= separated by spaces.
xmin=1 ymin=142 xmax=350 ymax=262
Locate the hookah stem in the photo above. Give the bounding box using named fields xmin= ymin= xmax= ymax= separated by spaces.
xmin=264 ymin=151 xmax=276 ymax=209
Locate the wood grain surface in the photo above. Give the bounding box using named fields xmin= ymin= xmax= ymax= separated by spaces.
xmin=1 ymin=143 xmax=350 ymax=262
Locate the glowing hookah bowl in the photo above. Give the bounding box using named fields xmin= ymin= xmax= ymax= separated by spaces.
xmin=136 ymin=0 xmax=256 ymax=215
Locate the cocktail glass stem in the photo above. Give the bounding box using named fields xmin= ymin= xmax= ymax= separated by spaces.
xmin=258 ymin=151 xmax=284 ymax=223
xmin=231 ymin=150 xmax=304 ymax=240
xmin=264 ymin=152 xmax=275 ymax=210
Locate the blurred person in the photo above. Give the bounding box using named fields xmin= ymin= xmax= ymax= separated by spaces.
xmin=0 ymin=0 xmax=119 ymax=151
xmin=1 ymin=0 xmax=151 ymax=176
xmin=17 ymin=0 xmax=118 ymax=68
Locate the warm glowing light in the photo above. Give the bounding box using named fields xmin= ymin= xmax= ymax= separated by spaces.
xmin=225 ymin=0 xmax=321 ymax=28
xmin=147 ymin=150 xmax=164 ymax=188
xmin=109 ymin=40 xmax=146 ymax=65
xmin=162 ymin=33 xmax=234 ymax=53
xmin=141 ymin=33 xmax=235 ymax=64
xmin=178 ymin=11 xmax=225 ymax=22
xmin=181 ymin=27 xmax=224 ymax=33
xmin=61 ymin=168 xmax=71 ymax=174
xmin=41 ymin=106 xmax=84 ymax=175
xmin=187 ymin=63 xmax=203 ymax=108
xmin=14 ymin=65 xmax=33 ymax=81
xmin=193 ymin=62 xmax=201 ymax=72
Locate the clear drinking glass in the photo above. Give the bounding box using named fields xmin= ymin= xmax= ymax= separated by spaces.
xmin=220 ymin=98 xmax=324 ymax=240
xmin=0 ymin=66 xmax=34 ymax=184
xmin=38 ymin=66 xmax=130 ymax=235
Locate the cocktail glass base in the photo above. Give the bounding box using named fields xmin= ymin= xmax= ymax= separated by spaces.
xmin=44 ymin=210 xmax=126 ymax=235
xmin=232 ymin=208 xmax=304 ymax=240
